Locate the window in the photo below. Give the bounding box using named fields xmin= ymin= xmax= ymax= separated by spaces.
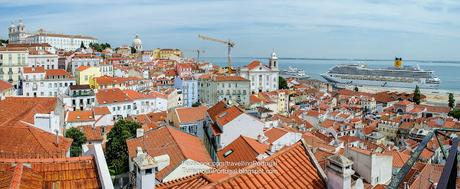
xmin=223 ymin=150 xmax=233 ymax=157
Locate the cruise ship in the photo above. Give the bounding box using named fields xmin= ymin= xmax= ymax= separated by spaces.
xmin=321 ymin=58 xmax=440 ymax=89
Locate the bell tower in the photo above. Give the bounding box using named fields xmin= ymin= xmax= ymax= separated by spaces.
xmin=269 ymin=49 xmax=278 ymax=69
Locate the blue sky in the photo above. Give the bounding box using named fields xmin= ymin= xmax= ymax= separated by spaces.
xmin=1 ymin=0 xmax=460 ymax=60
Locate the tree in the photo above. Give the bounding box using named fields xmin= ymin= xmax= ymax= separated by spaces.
xmin=106 ymin=120 xmax=141 ymax=175
xmin=279 ymin=76 xmax=288 ymax=89
xmin=192 ymin=101 xmax=202 ymax=107
xmin=448 ymin=93 xmax=455 ymax=109
xmin=354 ymin=86 xmax=359 ymax=92
xmin=413 ymin=85 xmax=421 ymax=105
xmin=130 ymin=46 xmax=137 ymax=54
xmin=80 ymin=41 xmax=86 ymax=49
xmin=0 ymin=39 xmax=8 ymax=44
xmin=89 ymin=42 xmax=112 ymax=52
xmin=449 ymin=109 xmax=460 ymax=119
xmin=65 ymin=128 xmax=87 ymax=157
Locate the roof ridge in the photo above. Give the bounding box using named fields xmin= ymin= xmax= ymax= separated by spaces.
xmin=9 ymin=163 xmax=24 ymax=189
xmin=240 ymin=135 xmax=264 ymax=155
xmin=27 ymin=125 xmax=60 ymax=156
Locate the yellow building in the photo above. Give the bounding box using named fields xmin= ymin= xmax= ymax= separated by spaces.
xmin=152 ymin=48 xmax=183 ymax=60
xmin=76 ymin=66 xmax=102 ymax=85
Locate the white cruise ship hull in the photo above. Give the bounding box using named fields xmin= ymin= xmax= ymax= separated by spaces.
xmin=321 ymin=74 xmax=439 ymax=89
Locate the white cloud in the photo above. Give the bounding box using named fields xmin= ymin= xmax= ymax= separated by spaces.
xmin=1 ymin=0 xmax=460 ymax=59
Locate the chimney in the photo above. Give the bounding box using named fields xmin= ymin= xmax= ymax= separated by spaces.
xmin=136 ymin=128 xmax=144 ymax=138
xmin=258 ymin=134 xmax=268 ymax=144
xmin=54 ymin=129 xmax=59 ymax=146
xmin=153 ymin=154 xmax=170 ymax=171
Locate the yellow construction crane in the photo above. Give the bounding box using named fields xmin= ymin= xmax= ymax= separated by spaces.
xmin=198 ymin=34 xmax=235 ymax=70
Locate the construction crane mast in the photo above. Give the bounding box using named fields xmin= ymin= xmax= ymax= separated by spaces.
xmin=192 ymin=49 xmax=205 ymax=63
xmin=198 ymin=34 xmax=235 ymax=70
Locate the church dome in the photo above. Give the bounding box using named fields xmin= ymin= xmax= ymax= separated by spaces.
xmin=132 ymin=34 xmax=142 ymax=46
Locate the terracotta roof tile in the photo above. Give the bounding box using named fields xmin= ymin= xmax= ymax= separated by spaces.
xmin=0 ymin=97 xmax=57 ymax=127
xmin=246 ymin=60 xmax=261 ymax=70
xmin=264 ymin=128 xmax=288 ymax=144
xmin=214 ymin=76 xmax=249 ymax=82
xmin=175 ymin=106 xmax=208 ymax=124
xmin=207 ymin=142 xmax=326 ymax=188
xmin=217 ymin=135 xmax=268 ymax=169
xmin=0 ymin=156 xmax=101 ymax=189
xmin=93 ymin=106 xmax=111 ymax=115
xmin=77 ymin=65 xmax=90 ymax=71
xmin=45 ymin=69 xmax=72 ymax=79
xmin=66 ymin=110 xmax=95 ymax=122
xmin=126 ymin=126 xmax=212 ymax=181
xmin=23 ymin=66 xmax=45 ymax=74
xmin=0 ymin=122 xmax=72 ymax=158
xmin=215 ymin=106 xmax=244 ymax=127
xmin=0 ymin=80 xmax=13 ymax=92
xmin=207 ymin=101 xmax=227 ymax=122
xmin=96 ymin=88 xmax=131 ymax=104
xmin=78 ymin=125 xmax=113 ymax=141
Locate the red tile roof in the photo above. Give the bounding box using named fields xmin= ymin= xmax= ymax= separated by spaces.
xmin=77 ymin=65 xmax=90 ymax=71
xmin=0 ymin=80 xmax=13 ymax=92
xmin=126 ymin=126 xmax=212 ymax=181
xmin=123 ymin=89 xmax=146 ymax=100
xmin=389 ymin=151 xmax=410 ymax=168
xmin=78 ymin=125 xmax=113 ymax=141
xmin=23 ymin=66 xmax=45 ymax=74
xmin=93 ymin=106 xmax=111 ymax=115
xmin=264 ymin=128 xmax=288 ymax=144
xmin=207 ymin=101 xmax=227 ymax=122
xmin=45 ymin=69 xmax=72 ymax=78
xmin=0 ymin=156 xmax=101 ymax=189
xmin=0 ymin=162 xmax=43 ymax=189
xmin=246 ymin=60 xmax=261 ymax=70
xmin=217 ymin=135 xmax=268 ymax=169
xmin=175 ymin=106 xmax=208 ymax=124
xmin=96 ymin=88 xmax=131 ymax=104
xmin=95 ymin=76 xmax=129 ymax=85
xmin=0 ymin=122 xmax=72 ymax=158
xmin=66 ymin=110 xmax=95 ymax=122
xmin=0 ymin=97 xmax=57 ymax=126
xmin=207 ymin=142 xmax=326 ymax=188
xmin=214 ymin=75 xmax=249 ymax=82
xmin=215 ymin=106 xmax=244 ymax=127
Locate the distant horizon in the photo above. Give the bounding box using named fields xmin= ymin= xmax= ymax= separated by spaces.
xmin=1 ymin=0 xmax=460 ymax=60
xmin=199 ymin=56 xmax=460 ymax=63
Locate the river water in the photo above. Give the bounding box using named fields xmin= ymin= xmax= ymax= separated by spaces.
xmin=201 ymin=57 xmax=460 ymax=91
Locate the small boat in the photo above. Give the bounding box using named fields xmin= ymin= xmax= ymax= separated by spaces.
xmin=281 ymin=66 xmax=310 ymax=78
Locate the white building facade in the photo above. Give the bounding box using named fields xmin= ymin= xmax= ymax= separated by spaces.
xmin=239 ymin=52 xmax=279 ymax=94
xmin=22 ymin=67 xmax=76 ymax=97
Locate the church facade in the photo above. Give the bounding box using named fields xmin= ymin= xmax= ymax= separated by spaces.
xmin=239 ymin=51 xmax=279 ymax=94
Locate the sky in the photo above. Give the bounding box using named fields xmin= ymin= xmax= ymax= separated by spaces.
xmin=1 ymin=0 xmax=460 ymax=60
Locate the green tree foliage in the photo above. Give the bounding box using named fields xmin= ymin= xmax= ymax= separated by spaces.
xmin=89 ymin=42 xmax=112 ymax=52
xmin=130 ymin=46 xmax=137 ymax=54
xmin=80 ymin=41 xmax=86 ymax=49
xmin=192 ymin=101 xmax=202 ymax=107
xmin=0 ymin=39 xmax=8 ymax=44
xmin=413 ymin=85 xmax=421 ymax=105
xmin=65 ymin=128 xmax=87 ymax=157
xmin=449 ymin=109 xmax=460 ymax=119
xmin=106 ymin=120 xmax=141 ymax=175
xmin=279 ymin=76 xmax=288 ymax=89
xmin=448 ymin=93 xmax=455 ymax=109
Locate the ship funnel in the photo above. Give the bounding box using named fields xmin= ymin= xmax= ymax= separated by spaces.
xmin=394 ymin=57 xmax=403 ymax=68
